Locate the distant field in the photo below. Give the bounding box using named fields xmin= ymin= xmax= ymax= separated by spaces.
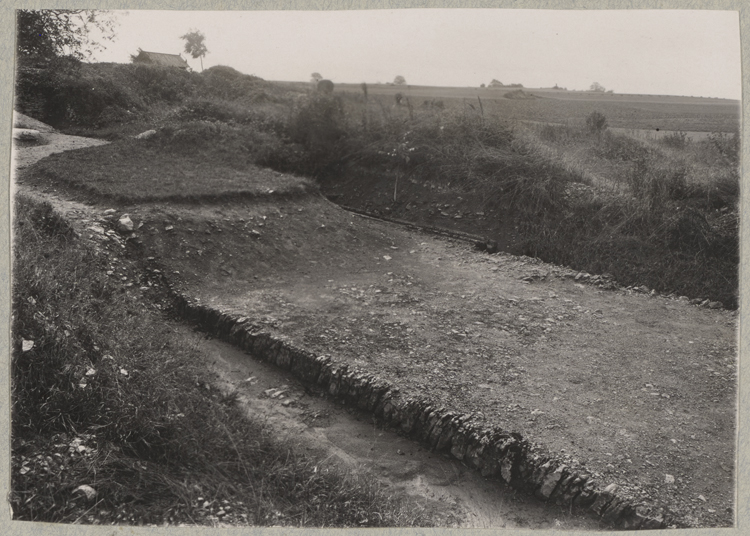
xmin=328 ymin=83 xmax=740 ymax=134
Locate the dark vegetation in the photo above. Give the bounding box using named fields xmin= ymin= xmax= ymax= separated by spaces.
xmin=15 ymin=59 xmax=739 ymax=307
xmin=11 ymin=194 xmax=433 ymax=527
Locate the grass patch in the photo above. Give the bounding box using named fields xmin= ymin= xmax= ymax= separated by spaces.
xmin=19 ymin=136 xmax=316 ymax=204
xmin=11 ymin=194 xmax=435 ymax=527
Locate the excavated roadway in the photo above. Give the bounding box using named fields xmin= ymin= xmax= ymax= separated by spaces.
xmin=13 ymin=130 xmax=737 ymax=528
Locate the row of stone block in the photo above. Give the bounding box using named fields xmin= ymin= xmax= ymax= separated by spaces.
xmin=171 ymin=292 xmax=669 ymax=529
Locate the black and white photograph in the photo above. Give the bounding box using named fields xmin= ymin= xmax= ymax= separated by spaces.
xmin=5 ymin=5 xmax=742 ymax=531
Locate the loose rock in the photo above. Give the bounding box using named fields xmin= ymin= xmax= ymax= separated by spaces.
xmin=117 ymin=214 xmax=134 ymax=233
xmin=134 ymin=129 xmax=157 ymax=140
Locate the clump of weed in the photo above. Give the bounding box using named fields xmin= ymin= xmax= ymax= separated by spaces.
xmin=660 ymin=131 xmax=689 ymax=149
xmin=707 ymin=131 xmax=740 ymax=164
xmin=597 ymin=131 xmax=652 ymax=161
xmin=626 ymin=157 xmax=690 ymax=207
xmin=586 ymin=110 xmax=608 ymax=134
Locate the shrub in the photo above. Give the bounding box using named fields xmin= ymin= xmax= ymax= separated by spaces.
xmin=131 ymin=63 xmax=196 ymax=104
xmin=15 ymin=58 xmax=140 ymax=128
xmin=172 ymin=98 xmax=252 ymax=123
xmin=585 ymin=110 xmax=608 ymax=134
xmin=289 ymin=93 xmax=346 ymax=151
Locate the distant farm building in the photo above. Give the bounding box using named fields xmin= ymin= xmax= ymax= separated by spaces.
xmin=131 ymin=49 xmax=190 ymax=69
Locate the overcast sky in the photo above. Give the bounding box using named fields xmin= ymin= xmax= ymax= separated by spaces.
xmin=88 ymin=9 xmax=741 ymax=99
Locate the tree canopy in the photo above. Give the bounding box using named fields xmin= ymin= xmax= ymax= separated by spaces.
xmin=394 ymin=75 xmax=406 ymax=85
xmin=16 ymin=9 xmax=117 ymax=61
xmin=180 ymin=29 xmax=208 ymax=71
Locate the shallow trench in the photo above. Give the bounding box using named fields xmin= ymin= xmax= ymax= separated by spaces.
xmin=193 ymin=328 xmax=604 ymax=530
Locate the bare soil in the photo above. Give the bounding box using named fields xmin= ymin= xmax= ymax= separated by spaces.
xmin=13 ymin=131 xmax=737 ymax=528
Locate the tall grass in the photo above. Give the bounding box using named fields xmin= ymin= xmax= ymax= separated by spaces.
xmin=11 ymin=194 xmax=435 ymax=526
xmin=512 ymin=123 xmax=738 ymax=305
xmin=296 ymin=93 xmax=739 ymax=306
xmin=15 ymin=60 xmax=739 ymax=306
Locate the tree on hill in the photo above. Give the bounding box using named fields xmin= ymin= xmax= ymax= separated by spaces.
xmin=16 ymin=9 xmax=118 ymax=61
xmin=180 ymin=29 xmax=208 ymax=71
xmin=489 ymin=79 xmax=504 ymax=88
xmin=394 ymin=75 xmax=406 ymax=85
xmin=589 ymin=82 xmax=606 ymax=92
xmin=311 ymin=72 xmax=323 ymax=82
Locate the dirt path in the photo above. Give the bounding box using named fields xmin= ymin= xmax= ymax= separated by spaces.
xmin=127 ymin=197 xmax=735 ymax=528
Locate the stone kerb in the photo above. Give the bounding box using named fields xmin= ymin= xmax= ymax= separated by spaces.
xmin=171 ymin=292 xmax=669 ymax=530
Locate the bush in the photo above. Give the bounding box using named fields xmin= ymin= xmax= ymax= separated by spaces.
xmin=172 ymin=98 xmax=252 ymax=123
xmin=289 ymin=93 xmax=346 ymax=151
xmin=200 ymin=65 xmax=271 ymax=103
xmin=585 ymin=110 xmax=608 ymax=134
xmin=15 ymin=58 xmax=140 ymax=128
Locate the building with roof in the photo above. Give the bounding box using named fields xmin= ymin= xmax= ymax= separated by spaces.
xmin=131 ymin=49 xmax=190 ymax=70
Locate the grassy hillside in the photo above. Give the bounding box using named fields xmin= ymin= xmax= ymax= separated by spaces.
xmin=15 ymin=59 xmax=739 ymax=307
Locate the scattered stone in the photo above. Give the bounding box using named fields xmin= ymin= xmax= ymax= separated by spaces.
xmin=665 ymin=474 xmax=675 ymax=484
xmin=73 ymin=484 xmax=97 ymax=501
xmin=707 ymin=301 xmax=723 ymax=310
xmin=21 ymin=340 xmax=34 ymax=352
xmin=134 ymin=129 xmax=157 ymax=140
xmin=117 ymin=214 xmax=134 ymax=233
